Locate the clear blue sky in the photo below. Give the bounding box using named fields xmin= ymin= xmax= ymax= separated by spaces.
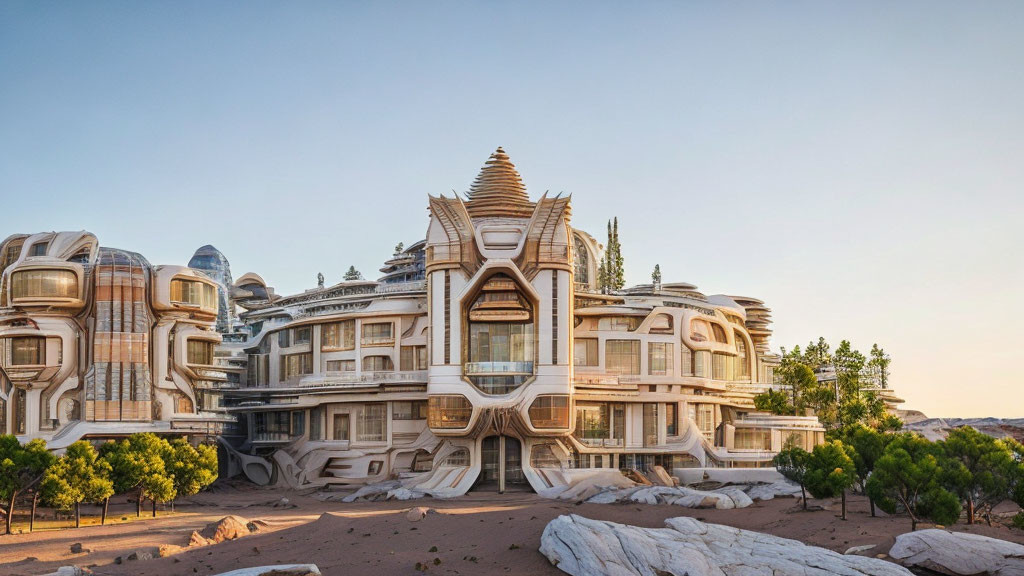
xmin=2 ymin=2 xmax=1021 ymax=417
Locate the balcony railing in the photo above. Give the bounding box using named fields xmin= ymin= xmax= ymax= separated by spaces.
xmin=304 ymin=370 xmax=428 ymax=388
xmin=574 ymin=436 xmax=625 ymax=448
xmin=251 ymin=432 xmax=293 ymax=443
xmin=375 ymin=280 xmax=427 ymax=294
xmin=360 ymin=336 xmax=395 ymax=347
xmin=463 ymin=361 xmax=534 ymax=375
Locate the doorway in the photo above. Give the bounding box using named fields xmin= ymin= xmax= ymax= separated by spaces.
xmin=477 ymin=435 xmax=527 ymax=492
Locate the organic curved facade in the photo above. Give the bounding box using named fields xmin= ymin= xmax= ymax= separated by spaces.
xmin=216 ymin=148 xmax=833 ymax=494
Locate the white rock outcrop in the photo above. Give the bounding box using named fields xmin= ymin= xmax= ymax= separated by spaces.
xmin=889 ymin=529 xmax=1024 ymax=576
xmin=540 ymin=514 xmax=914 ymax=576
xmin=212 ymin=565 xmax=321 ymax=576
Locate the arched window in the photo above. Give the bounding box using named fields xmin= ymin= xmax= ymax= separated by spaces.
xmin=465 ymin=274 xmax=534 ymax=394
xmin=735 ymin=331 xmax=749 ymax=378
xmin=573 ymin=235 xmax=590 ymax=286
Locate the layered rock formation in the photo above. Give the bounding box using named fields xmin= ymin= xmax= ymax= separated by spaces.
xmin=540 ymin=514 xmax=913 ymax=576
xmin=889 ymin=529 xmax=1024 ymax=575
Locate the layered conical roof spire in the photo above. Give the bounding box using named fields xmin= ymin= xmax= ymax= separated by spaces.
xmin=465 ymin=147 xmax=535 ymax=218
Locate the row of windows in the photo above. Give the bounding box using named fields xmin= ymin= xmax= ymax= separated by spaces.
xmin=186 ymin=340 xmax=215 ymax=365
xmin=278 ymin=321 xmax=395 ymax=350
xmin=306 ymin=346 xmax=428 ymax=376
xmin=575 ymin=338 xmax=750 ymax=380
xmin=589 ymin=315 xmax=741 ymax=344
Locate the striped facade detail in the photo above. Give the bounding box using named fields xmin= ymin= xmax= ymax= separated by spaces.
xmin=85 ymin=249 xmax=153 ymax=422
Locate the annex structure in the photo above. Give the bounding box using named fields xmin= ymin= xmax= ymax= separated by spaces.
xmin=0 ymin=232 xmax=230 ymax=447
xmin=213 ymin=148 xmax=827 ymax=493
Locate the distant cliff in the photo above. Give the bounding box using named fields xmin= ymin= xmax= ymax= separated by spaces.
xmin=897 ymin=412 xmax=1024 ymax=442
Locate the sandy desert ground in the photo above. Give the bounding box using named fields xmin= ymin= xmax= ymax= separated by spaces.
xmin=2 ymin=481 xmax=1022 ymax=576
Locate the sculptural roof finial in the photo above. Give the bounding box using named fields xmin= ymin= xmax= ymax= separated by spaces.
xmin=464 ymin=147 xmax=534 ymax=218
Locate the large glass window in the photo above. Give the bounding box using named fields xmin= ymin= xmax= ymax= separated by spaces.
xmin=279 ymin=352 xmax=313 ymax=380
xmin=322 ymin=320 xmax=355 ymax=350
xmin=363 ymin=355 xmax=394 ymax=372
xmin=735 ymin=428 xmax=772 ymax=450
xmin=427 ymin=395 xmax=472 ymax=429
xmin=573 ymin=338 xmax=598 ymax=367
xmin=356 ymin=403 xmax=386 ymax=442
xmin=690 ymin=319 xmax=711 ymax=342
xmin=187 ymin=340 xmax=215 ymax=365
xmin=400 ymin=346 xmax=427 ymax=371
xmin=712 ymin=352 xmax=733 ymax=381
xmin=711 ymin=323 xmax=728 ymax=343
xmin=170 ymin=279 xmax=217 ymax=312
xmin=9 ymin=337 xmax=45 ymax=365
xmin=291 ymin=411 xmax=305 ymax=437
xmin=361 ymin=322 xmax=394 ymax=347
xmin=465 ymin=274 xmax=535 ymax=394
xmin=648 ymin=342 xmax=674 ymax=376
xmin=605 ymin=340 xmax=640 ymax=375
xmin=573 ymin=402 xmax=625 ymax=446
xmin=309 ymin=406 xmax=324 ymax=440
xmin=11 ymin=269 xmax=78 ymax=300
xmin=529 ymin=395 xmax=569 ymax=429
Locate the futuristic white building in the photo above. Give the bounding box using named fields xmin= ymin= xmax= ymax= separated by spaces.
xmin=217 ymin=148 xmax=827 ymax=492
xmin=0 ymin=232 xmax=231 ymax=448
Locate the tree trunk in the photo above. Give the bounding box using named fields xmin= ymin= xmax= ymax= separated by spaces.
xmin=152 ymin=498 xmax=157 ymax=518
xmin=137 ymin=488 xmax=143 ymax=517
xmin=30 ymin=493 xmax=37 ymax=532
xmin=869 ymin=496 xmax=876 ymax=517
xmin=911 ymin=517 xmax=918 ymax=531
xmin=75 ymin=502 xmax=81 ymax=528
xmin=101 ymin=497 xmax=109 ymax=526
xmin=6 ymin=490 xmax=17 ymax=535
xmin=801 ymin=485 xmax=807 ymax=510
xmin=841 ymin=490 xmax=847 ymax=520
xmin=967 ymin=498 xmax=974 ymax=525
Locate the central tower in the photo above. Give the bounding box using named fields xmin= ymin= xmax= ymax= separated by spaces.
xmin=424 ymin=148 xmax=574 ymax=491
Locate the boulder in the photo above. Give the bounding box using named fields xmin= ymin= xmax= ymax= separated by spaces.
xmin=40 ymin=568 xmax=91 ymax=576
xmin=540 ymin=514 xmax=913 ymax=576
xmin=199 ymin=515 xmax=260 ymax=544
xmin=407 ymin=506 xmax=432 ymax=522
xmin=69 ymin=543 xmax=83 ymax=554
xmin=889 ymin=529 xmax=1024 ymax=575
xmin=158 ymin=544 xmax=186 ymax=557
xmin=846 ymin=544 xmax=878 ymax=555
xmin=744 ymin=480 xmax=803 ymax=501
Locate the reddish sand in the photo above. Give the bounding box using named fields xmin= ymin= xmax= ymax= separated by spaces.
xmin=1 ymin=482 xmax=1022 ymax=576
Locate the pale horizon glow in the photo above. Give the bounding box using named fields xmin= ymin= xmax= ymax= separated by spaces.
xmin=1 ymin=2 xmax=1021 ymax=418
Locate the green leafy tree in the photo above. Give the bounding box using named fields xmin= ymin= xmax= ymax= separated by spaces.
xmin=40 ymin=441 xmax=114 ymax=527
xmin=866 ymin=433 xmax=961 ymax=530
xmin=0 ymin=436 xmax=55 ymax=534
xmin=805 ymin=441 xmax=858 ymax=520
xmin=839 ymin=424 xmax=888 ymax=516
xmin=651 ymin=264 xmax=661 ymax=286
xmin=774 ymin=446 xmax=811 ymax=510
xmin=343 ymin=266 xmax=363 ymax=281
xmin=867 ymin=344 xmax=891 ymax=389
xmin=1004 ymin=438 xmax=1024 ymax=509
xmin=163 ymin=439 xmax=218 ymax=507
xmin=100 ymin=433 xmax=177 ymax=518
xmin=940 ymin=427 xmax=1015 ymax=525
xmin=753 ymin=389 xmax=794 ymax=415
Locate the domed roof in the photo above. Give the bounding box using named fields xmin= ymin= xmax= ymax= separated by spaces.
xmin=465 ymin=147 xmax=535 ymax=218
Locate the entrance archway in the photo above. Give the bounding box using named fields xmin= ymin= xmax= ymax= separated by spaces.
xmin=476 ymin=435 xmax=527 ymax=493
